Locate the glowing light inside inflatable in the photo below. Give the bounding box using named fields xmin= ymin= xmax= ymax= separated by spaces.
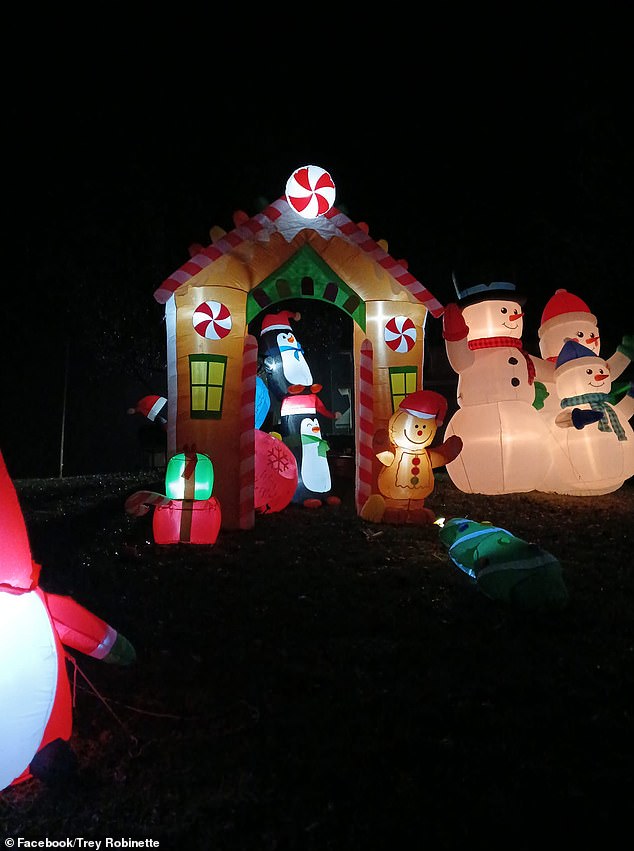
xmin=285 ymin=165 xmax=336 ymax=218
xmin=442 ymin=282 xmax=555 ymax=495
xmin=0 ymin=592 xmax=58 ymax=791
xmin=361 ymin=390 xmax=462 ymax=524
xmin=165 ymin=453 xmax=214 ymax=500
xmin=1 ymin=448 xmax=136 ymax=791
xmin=443 ymin=281 xmax=634 ymax=497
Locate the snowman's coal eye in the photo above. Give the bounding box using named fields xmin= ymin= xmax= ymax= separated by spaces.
xmin=501 ymin=307 xmax=508 ymax=314
xmin=577 ymin=331 xmax=584 ymax=338
xmin=586 ymin=368 xmax=593 ymax=375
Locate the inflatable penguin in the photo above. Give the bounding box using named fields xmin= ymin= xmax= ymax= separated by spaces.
xmin=0 ymin=449 xmax=135 ymax=790
xmin=260 ymin=310 xmax=321 ymax=401
xmin=279 ymin=393 xmax=341 ymax=507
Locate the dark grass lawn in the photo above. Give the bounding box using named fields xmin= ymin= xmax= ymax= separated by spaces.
xmin=2 ymin=468 xmax=633 ymax=849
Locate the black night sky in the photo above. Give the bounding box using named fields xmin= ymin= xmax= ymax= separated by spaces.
xmin=3 ymin=49 xmax=633 ymax=478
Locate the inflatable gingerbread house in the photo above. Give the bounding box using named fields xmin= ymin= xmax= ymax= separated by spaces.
xmin=152 ymin=166 xmax=445 ymax=529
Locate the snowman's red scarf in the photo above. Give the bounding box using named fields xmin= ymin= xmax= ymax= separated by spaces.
xmin=468 ymin=337 xmax=536 ymax=384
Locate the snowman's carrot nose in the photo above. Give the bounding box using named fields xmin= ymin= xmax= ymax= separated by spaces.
xmin=594 ymin=373 xmax=608 ymax=382
xmin=586 ymin=334 xmax=600 ymax=345
xmin=510 ymin=311 xmax=524 ymax=320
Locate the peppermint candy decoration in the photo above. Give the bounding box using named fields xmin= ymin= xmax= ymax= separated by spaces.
xmin=384 ymin=316 xmax=417 ymax=353
xmin=193 ymin=300 xmax=232 ymax=340
xmin=285 ymin=165 xmax=336 ymax=218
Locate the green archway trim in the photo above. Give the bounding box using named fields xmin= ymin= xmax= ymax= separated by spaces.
xmin=246 ymin=244 xmax=366 ymax=331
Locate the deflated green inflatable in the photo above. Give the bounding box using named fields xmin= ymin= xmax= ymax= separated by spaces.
xmin=437 ymin=517 xmax=569 ymax=611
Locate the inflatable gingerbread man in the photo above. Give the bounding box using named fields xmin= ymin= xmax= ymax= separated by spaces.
xmin=360 ymin=390 xmax=462 ymax=524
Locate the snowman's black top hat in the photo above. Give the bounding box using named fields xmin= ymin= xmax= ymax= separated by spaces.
xmin=452 ymin=275 xmax=526 ymax=308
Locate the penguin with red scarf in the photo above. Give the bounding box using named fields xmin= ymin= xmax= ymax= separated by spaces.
xmin=0 ymin=450 xmax=135 ymax=790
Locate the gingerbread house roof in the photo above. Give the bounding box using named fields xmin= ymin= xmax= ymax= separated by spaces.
xmin=154 ymin=196 xmax=445 ymax=318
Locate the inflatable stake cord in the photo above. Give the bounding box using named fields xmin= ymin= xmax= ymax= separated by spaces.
xmin=0 ymin=449 xmax=135 ymax=791
xmin=436 ymin=517 xmax=568 ymax=611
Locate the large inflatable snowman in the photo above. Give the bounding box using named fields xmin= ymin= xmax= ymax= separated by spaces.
xmin=541 ymin=341 xmax=634 ymax=495
xmin=0 ymin=450 xmax=135 ymax=791
xmin=442 ymin=280 xmax=555 ymax=494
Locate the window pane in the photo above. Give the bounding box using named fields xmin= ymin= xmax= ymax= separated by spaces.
xmin=191 ymin=361 xmax=208 ymax=384
xmin=391 ymin=372 xmax=405 ymax=394
xmin=207 ymin=386 xmax=222 ymax=412
xmin=192 ymin=386 xmax=207 ymax=410
xmin=208 ymin=361 xmax=225 ymax=385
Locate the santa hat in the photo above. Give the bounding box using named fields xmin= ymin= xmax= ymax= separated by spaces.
xmin=0 ymin=449 xmax=40 ymax=590
xmin=539 ymin=289 xmax=596 ymax=338
xmin=128 ymin=395 xmax=168 ymax=425
xmin=280 ymin=393 xmax=335 ymax=419
xmin=453 ymin=279 xmax=526 ymax=308
xmin=399 ymin=390 xmax=448 ymax=426
xmin=555 ymin=340 xmax=599 ymax=377
xmin=260 ymin=310 xmax=300 ymax=335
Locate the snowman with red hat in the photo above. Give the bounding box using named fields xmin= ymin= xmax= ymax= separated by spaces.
xmin=259 ymin=310 xmax=322 ymax=401
xmin=0 ymin=449 xmax=135 ymax=790
xmin=361 ymin=389 xmax=462 ymax=524
xmin=442 ymin=279 xmax=555 ymax=494
xmin=537 ymin=288 xmax=633 ymax=409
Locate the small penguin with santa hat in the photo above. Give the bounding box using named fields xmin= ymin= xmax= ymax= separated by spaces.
xmin=279 ymin=393 xmax=341 ymax=508
xmin=0 ymin=449 xmax=136 ymax=791
xmin=259 ymin=310 xmax=322 ymax=401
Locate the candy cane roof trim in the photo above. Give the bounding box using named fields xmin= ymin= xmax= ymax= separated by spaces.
xmin=153 ymin=198 xmax=445 ymax=318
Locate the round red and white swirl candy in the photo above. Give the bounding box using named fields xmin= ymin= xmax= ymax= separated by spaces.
xmin=285 ymin=165 xmax=336 ymax=218
xmin=193 ymin=301 xmax=232 ymax=340
xmin=384 ymin=316 xmax=417 ymax=353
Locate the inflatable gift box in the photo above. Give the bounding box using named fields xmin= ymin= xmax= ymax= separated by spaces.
xmin=153 ymin=497 xmax=221 ymax=545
